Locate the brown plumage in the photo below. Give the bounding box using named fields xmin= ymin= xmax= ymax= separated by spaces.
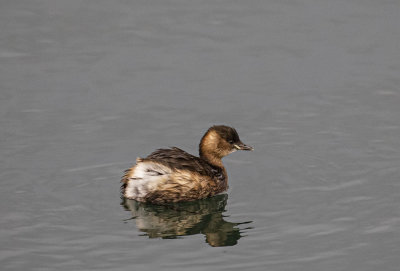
xmin=121 ymin=125 xmax=253 ymax=204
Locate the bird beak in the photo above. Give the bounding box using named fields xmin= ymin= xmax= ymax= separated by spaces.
xmin=234 ymin=142 xmax=254 ymax=151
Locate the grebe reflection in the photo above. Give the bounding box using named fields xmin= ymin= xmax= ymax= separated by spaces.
xmin=121 ymin=194 xmax=252 ymax=247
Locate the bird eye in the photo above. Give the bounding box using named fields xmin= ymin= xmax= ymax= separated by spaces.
xmin=228 ymin=140 xmax=234 ymax=144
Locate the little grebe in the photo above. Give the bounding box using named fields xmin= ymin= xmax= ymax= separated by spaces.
xmin=121 ymin=125 xmax=253 ymax=204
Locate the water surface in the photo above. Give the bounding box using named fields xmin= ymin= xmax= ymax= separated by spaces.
xmin=1 ymin=0 xmax=400 ymax=270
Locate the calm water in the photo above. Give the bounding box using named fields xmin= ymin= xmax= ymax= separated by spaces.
xmin=1 ymin=0 xmax=400 ymax=270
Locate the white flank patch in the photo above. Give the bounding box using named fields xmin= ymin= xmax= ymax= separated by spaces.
xmin=125 ymin=161 xmax=172 ymax=199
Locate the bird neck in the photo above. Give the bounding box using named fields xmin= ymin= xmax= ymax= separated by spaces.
xmin=199 ymin=130 xmax=225 ymax=168
xmin=200 ymin=150 xmax=224 ymax=168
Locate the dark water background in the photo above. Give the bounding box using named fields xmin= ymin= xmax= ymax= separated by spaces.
xmin=1 ymin=0 xmax=399 ymax=270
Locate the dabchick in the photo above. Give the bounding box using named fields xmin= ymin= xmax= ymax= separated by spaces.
xmin=121 ymin=125 xmax=253 ymax=204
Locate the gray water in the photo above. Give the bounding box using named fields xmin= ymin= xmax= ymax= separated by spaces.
xmin=1 ymin=0 xmax=400 ymax=270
